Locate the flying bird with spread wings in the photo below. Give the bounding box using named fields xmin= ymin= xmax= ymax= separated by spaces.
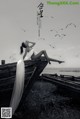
xmin=49 ymin=44 xmax=55 ymax=48
xmin=66 ymin=23 xmax=76 ymax=29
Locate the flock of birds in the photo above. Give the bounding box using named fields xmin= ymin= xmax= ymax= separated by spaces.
xmin=8 ymin=14 xmax=80 ymax=64
xmin=20 ymin=15 xmax=77 ymax=42
xmin=50 ymin=22 xmax=76 ymax=40
xmin=49 ymin=19 xmax=77 ymax=49
xmin=19 ymin=16 xmax=78 ymax=59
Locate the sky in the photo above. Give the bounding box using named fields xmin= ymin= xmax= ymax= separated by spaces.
xmin=0 ymin=0 xmax=80 ymax=68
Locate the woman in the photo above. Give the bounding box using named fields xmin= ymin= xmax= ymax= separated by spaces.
xmin=20 ymin=41 xmax=35 ymax=59
xmin=20 ymin=40 xmax=64 ymax=64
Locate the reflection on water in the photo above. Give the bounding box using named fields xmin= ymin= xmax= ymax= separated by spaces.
xmin=43 ymin=68 xmax=80 ymax=77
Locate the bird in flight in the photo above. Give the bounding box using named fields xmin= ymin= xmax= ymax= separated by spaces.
xmin=60 ymin=28 xmax=64 ymax=31
xmin=49 ymin=44 xmax=55 ymax=48
xmin=61 ymin=34 xmax=66 ymax=36
xmin=51 ymin=16 xmax=54 ymax=19
xmin=50 ymin=29 xmax=53 ymax=32
xmin=50 ymin=28 xmax=58 ymax=33
xmin=55 ymin=34 xmax=61 ymax=37
xmin=40 ymin=38 xmax=45 ymax=40
xmin=66 ymin=23 xmax=76 ymax=29
xmin=21 ymin=28 xmax=26 ymax=32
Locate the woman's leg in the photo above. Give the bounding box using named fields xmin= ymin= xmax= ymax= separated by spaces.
xmin=37 ymin=51 xmax=64 ymax=64
xmin=31 ymin=51 xmax=43 ymax=60
xmin=31 ymin=50 xmax=51 ymax=63
xmin=31 ymin=50 xmax=64 ymax=64
xmin=48 ymin=58 xmax=64 ymax=63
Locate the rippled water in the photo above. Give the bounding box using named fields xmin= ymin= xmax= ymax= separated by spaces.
xmin=43 ymin=68 xmax=80 ymax=77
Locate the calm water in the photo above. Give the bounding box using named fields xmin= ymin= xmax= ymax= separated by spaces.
xmin=43 ymin=68 xmax=80 ymax=77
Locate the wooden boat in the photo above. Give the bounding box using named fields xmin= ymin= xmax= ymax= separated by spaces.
xmin=0 ymin=58 xmax=48 ymax=108
xmin=41 ymin=73 xmax=80 ymax=94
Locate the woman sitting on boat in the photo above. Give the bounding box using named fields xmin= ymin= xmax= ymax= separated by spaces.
xmin=20 ymin=40 xmax=64 ymax=64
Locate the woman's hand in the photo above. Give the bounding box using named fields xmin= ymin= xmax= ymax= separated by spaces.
xmin=26 ymin=41 xmax=35 ymax=44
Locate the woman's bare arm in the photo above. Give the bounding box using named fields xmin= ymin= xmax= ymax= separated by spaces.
xmin=23 ymin=48 xmax=28 ymax=59
xmin=26 ymin=41 xmax=36 ymax=48
xmin=30 ymin=43 xmax=35 ymax=48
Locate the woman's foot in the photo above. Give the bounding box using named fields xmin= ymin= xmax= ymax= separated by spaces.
xmin=48 ymin=59 xmax=51 ymax=64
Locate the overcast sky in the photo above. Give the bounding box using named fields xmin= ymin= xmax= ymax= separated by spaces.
xmin=0 ymin=0 xmax=80 ymax=68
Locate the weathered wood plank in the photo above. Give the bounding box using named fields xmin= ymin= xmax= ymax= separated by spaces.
xmin=0 ymin=59 xmax=48 ymax=93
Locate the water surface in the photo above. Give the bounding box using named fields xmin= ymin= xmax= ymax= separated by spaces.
xmin=43 ymin=68 xmax=80 ymax=77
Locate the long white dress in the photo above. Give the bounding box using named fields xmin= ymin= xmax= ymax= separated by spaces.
xmin=10 ymin=55 xmax=25 ymax=115
xmin=10 ymin=49 xmax=37 ymax=115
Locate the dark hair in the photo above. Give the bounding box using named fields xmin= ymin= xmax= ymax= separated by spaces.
xmin=22 ymin=42 xmax=27 ymax=48
xmin=20 ymin=46 xmax=23 ymax=54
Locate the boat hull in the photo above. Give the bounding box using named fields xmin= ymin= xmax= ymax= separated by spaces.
xmin=41 ymin=74 xmax=80 ymax=95
xmin=0 ymin=59 xmax=48 ymax=108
